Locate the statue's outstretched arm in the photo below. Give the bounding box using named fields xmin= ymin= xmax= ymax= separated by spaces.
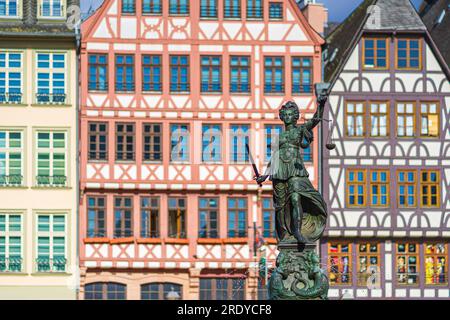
xmin=304 ymin=95 xmax=326 ymax=131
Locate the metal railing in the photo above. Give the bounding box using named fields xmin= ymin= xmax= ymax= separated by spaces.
xmin=292 ymin=84 xmax=313 ymax=94
xmin=0 ymin=257 xmax=22 ymax=273
xmin=0 ymin=93 xmax=22 ymax=104
xmin=36 ymin=257 xmax=67 ymax=273
xmin=201 ymin=83 xmax=222 ymax=93
xmin=170 ymin=83 xmax=190 ymax=93
xmin=140 ymin=230 xmax=160 ymax=238
xmin=88 ymin=151 xmax=108 ymax=161
xmin=88 ymin=82 xmax=108 ymax=92
xmin=87 ymin=230 xmax=107 ymax=238
xmin=36 ymin=175 xmax=67 ymax=187
xmin=0 ymin=174 xmax=23 ymax=186
xmin=230 ymin=83 xmax=250 ymax=93
xmin=198 ymin=230 xmax=219 ymax=239
xmin=36 ymin=93 xmax=66 ymax=104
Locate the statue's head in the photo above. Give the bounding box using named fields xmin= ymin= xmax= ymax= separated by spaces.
xmin=279 ymin=101 xmax=300 ymax=125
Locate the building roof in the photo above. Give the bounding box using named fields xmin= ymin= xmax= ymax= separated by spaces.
xmin=323 ymin=0 xmax=448 ymax=85
xmin=419 ymin=0 xmax=450 ymax=66
xmin=0 ymin=0 xmax=79 ymax=39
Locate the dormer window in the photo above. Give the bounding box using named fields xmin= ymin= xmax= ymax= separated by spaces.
xmin=39 ymin=0 xmax=64 ymax=19
xmin=0 ymin=0 xmax=19 ymax=18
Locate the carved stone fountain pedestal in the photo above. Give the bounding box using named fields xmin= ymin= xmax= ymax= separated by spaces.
xmin=268 ymin=242 xmax=329 ymax=300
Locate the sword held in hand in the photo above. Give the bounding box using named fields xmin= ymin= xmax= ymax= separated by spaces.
xmin=245 ymin=143 xmax=263 ymax=187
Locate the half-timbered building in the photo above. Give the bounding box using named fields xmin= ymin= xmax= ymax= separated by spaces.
xmin=79 ymin=0 xmax=325 ymax=300
xmin=321 ymin=0 xmax=450 ymax=299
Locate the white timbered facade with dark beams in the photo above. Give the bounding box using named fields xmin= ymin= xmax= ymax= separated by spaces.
xmin=321 ymin=0 xmax=450 ymax=300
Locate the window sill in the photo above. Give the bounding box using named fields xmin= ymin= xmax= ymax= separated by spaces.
xmin=142 ymin=91 xmax=163 ymax=95
xmin=197 ymin=238 xmax=222 ymax=244
xmin=137 ymin=238 xmax=163 ymax=244
xmin=263 ymin=93 xmax=286 ymax=96
xmin=229 ymin=92 xmax=251 ymax=96
xmin=0 ymin=185 xmax=26 ymax=189
xmin=31 ymin=103 xmax=72 ymax=108
xmin=165 ymin=238 xmax=189 ymax=244
xmin=31 ymin=272 xmax=72 ymax=276
xmin=200 ymin=92 xmax=223 ymax=95
xmin=265 ymin=238 xmax=278 ymax=245
xmin=0 ymin=103 xmax=27 ymax=107
xmin=87 ymin=160 xmax=109 ymax=163
xmin=84 ymin=237 xmax=110 ymax=244
xmin=170 ymin=91 xmax=190 ymax=95
xmin=110 ymin=237 xmax=134 ymax=244
xmin=32 ymin=186 xmax=71 ymax=190
xmin=115 ymin=160 xmax=136 ymax=164
xmin=0 ymin=272 xmax=27 ymax=276
xmin=88 ymin=90 xmax=108 ymax=94
xmin=223 ymin=238 xmax=249 ymax=244
xmin=142 ymin=161 xmax=164 ymax=165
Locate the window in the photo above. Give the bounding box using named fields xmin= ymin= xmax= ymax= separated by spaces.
xmin=200 ymin=278 xmax=246 ymax=300
xmin=292 ymin=57 xmax=312 ymax=94
xmin=170 ymin=55 xmax=189 ymax=92
xmin=143 ymin=123 xmax=162 ymax=162
xmin=264 ymin=125 xmax=282 ymax=162
xmin=36 ymin=214 xmax=66 ymax=272
xmin=170 ymin=124 xmax=189 ymax=162
xmin=228 ymin=198 xmax=247 ymax=238
xmin=141 ymin=283 xmax=182 ymax=300
xmin=202 ymin=124 xmax=221 ymax=162
xmin=0 ymin=0 xmax=19 ymax=17
xmin=116 ymin=123 xmax=135 ymax=161
xmin=36 ymin=131 xmax=67 ymax=187
xmin=142 ymin=55 xmax=162 ymax=92
xmin=115 ymin=55 xmax=134 ymax=92
xmin=143 ymin=0 xmax=162 ymax=14
xmin=230 ymin=125 xmax=249 ymax=163
xmin=0 ymin=130 xmax=22 ymax=186
xmin=199 ymin=198 xmax=219 ymax=238
xmin=347 ymin=170 xmax=365 ymax=207
xmin=397 ymin=38 xmax=421 ymax=69
xmin=425 ymin=244 xmax=447 ymax=285
xmin=369 ymin=102 xmax=388 ymax=137
xmin=247 ymin=0 xmax=262 ymax=19
xmin=396 ymin=102 xmax=415 ymax=137
xmin=114 ymin=197 xmax=133 ymax=238
xmin=328 ymin=243 xmax=351 ymax=285
xmin=420 ymin=102 xmax=439 ymax=137
xmin=141 ymin=197 xmax=159 ymax=238
xmin=87 ymin=197 xmax=106 ymax=238
xmin=302 ymin=144 xmax=312 ymax=163
xmin=370 ymin=170 xmax=389 ymax=207
xmin=201 ymin=0 xmax=217 ymax=18
xmin=122 ymin=0 xmax=135 ymax=13
xmin=88 ymin=54 xmax=108 ymax=91
xmin=398 ymin=170 xmax=416 ymax=208
xmin=224 ymin=0 xmax=240 ymax=18
xmin=85 ymin=282 xmax=126 ymax=300
xmin=168 ymin=198 xmax=186 ymax=238
xmin=39 ymin=0 xmax=64 ymax=18
xmin=345 ymin=102 xmax=365 ymax=137
xmin=169 ymin=0 xmax=189 ymax=15
xmin=269 ymin=2 xmax=283 ymax=19
xmin=0 ymin=52 xmax=22 ymax=103
xmin=396 ymin=243 xmax=419 ymax=286
xmin=201 ymin=56 xmax=222 ymax=93
xmin=357 ymin=243 xmax=380 ymax=287
xmin=264 ymin=57 xmax=284 ymax=93
xmin=262 ymin=198 xmax=275 ymax=238
xmin=0 ymin=214 xmax=22 ymax=272
xmin=88 ymin=122 xmax=108 ymax=161
xmin=363 ymin=38 xmax=388 ymax=69
xmin=421 ymin=170 xmax=439 ymax=208
xmin=230 ymin=56 xmax=250 ymax=93
xmin=36 ymin=53 xmax=66 ymax=104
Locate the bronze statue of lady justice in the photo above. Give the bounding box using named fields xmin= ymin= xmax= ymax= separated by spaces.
xmin=254 ymin=84 xmax=330 ymax=245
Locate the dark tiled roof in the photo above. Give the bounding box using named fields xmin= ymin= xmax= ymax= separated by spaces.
xmin=420 ymin=0 xmax=450 ymax=66
xmin=0 ymin=0 xmax=79 ymax=39
xmin=324 ymin=0 xmax=431 ymax=84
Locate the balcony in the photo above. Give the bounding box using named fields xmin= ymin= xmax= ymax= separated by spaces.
xmin=36 ymin=93 xmax=66 ymax=105
xmin=36 ymin=257 xmax=67 ymax=273
xmin=0 ymin=257 xmax=22 ymax=273
xmin=36 ymin=175 xmax=67 ymax=187
xmin=0 ymin=174 xmax=23 ymax=187
xmin=0 ymin=93 xmax=22 ymax=104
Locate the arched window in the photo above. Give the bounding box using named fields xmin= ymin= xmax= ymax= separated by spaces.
xmin=141 ymin=282 xmax=183 ymax=300
xmin=85 ymin=282 xmax=127 ymax=300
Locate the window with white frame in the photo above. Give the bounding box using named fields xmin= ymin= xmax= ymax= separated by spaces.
xmin=39 ymin=0 xmax=64 ymax=18
xmin=0 ymin=214 xmax=22 ymax=273
xmin=0 ymin=52 xmax=22 ymax=104
xmin=36 ymin=52 xmax=66 ymax=104
xmin=36 ymin=131 xmax=67 ymax=187
xmin=36 ymin=214 xmax=66 ymax=273
xmin=0 ymin=130 xmax=23 ymax=186
xmin=0 ymin=0 xmax=19 ymax=17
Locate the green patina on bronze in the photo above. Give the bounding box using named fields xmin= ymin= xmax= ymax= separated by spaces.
xmin=256 ymin=84 xmax=330 ymax=300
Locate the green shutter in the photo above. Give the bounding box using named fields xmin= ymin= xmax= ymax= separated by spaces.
xmin=53 ymin=215 xmax=65 ymax=232
xmin=37 ymin=133 xmax=50 ymax=148
xmin=38 ymin=215 xmax=50 ymax=232
xmin=9 ymin=132 xmax=21 ymax=148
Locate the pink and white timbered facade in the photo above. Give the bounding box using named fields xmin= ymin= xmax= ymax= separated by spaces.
xmin=79 ymin=0 xmax=324 ymax=300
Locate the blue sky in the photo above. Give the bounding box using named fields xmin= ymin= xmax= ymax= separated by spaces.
xmin=81 ymin=0 xmax=424 ymax=22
